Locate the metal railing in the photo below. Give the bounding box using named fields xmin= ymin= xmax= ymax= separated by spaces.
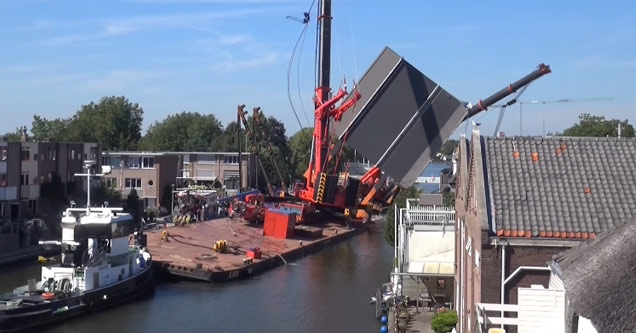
xmin=405 ymin=201 xmax=455 ymax=226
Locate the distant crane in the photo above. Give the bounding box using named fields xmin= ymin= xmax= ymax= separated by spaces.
xmin=492 ymin=97 xmax=614 ymax=136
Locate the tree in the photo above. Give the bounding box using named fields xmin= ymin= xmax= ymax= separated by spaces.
xmin=438 ymin=139 xmax=458 ymax=156
xmin=288 ymin=127 xmax=313 ymax=179
xmin=385 ymin=186 xmax=421 ymax=246
xmin=125 ymin=189 xmax=142 ymax=225
xmin=1 ymin=128 xmax=22 ymax=142
xmin=560 ymin=113 xmax=634 ymax=137
xmin=211 ymin=121 xmax=246 ymax=152
xmin=431 ymin=309 xmax=458 ymax=333
xmin=443 ymin=191 xmax=455 ymax=207
xmin=141 ymin=111 xmax=223 ymax=152
xmin=65 ymin=96 xmax=144 ymax=150
xmin=91 ymin=181 xmax=122 ymax=207
xmin=249 ymin=114 xmax=293 ymax=192
xmin=31 ymin=115 xmax=69 ymax=142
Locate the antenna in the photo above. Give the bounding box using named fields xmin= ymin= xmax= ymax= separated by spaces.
xmin=74 ymin=160 xmax=105 ymax=214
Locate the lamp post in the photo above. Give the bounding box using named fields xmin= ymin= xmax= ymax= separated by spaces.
xmin=171 ymin=184 xmax=175 ymax=218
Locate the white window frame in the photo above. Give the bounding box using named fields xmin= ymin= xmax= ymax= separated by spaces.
xmin=128 ymin=157 xmax=141 ymax=169
xmin=125 ymin=178 xmax=142 ymax=188
xmin=142 ymin=157 xmax=154 ymax=169
xmin=224 ymin=155 xmax=239 ymax=164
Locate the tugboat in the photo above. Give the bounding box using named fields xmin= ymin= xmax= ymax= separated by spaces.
xmin=0 ymin=161 xmax=154 ymax=332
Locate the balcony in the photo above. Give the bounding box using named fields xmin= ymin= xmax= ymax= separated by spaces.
xmin=405 ymin=201 xmax=455 ymax=231
xmin=475 ymin=287 xmax=565 ymax=333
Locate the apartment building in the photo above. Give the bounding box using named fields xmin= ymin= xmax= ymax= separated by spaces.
xmin=102 ymin=152 xmax=178 ymax=210
xmin=0 ymin=142 xmax=20 ymax=219
xmin=0 ymin=140 xmax=101 ymax=219
xmin=176 ymin=152 xmax=253 ymax=190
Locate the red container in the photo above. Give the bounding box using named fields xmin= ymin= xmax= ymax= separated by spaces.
xmin=263 ymin=209 xmax=296 ymax=239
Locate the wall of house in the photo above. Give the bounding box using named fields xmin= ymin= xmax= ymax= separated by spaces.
xmin=157 ymin=155 xmax=178 ymax=209
xmin=0 ymin=142 xmax=20 ymax=219
xmin=118 ymin=168 xmax=157 ymax=200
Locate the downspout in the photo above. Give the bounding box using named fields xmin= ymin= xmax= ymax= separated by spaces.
xmin=460 ymin=220 xmax=465 ymax=333
xmin=500 ymin=243 xmax=506 ymax=329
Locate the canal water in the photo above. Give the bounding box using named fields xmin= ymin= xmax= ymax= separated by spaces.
xmin=0 ymin=223 xmax=394 ymax=333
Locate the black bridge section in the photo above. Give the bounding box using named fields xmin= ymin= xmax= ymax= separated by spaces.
xmin=332 ymin=47 xmax=467 ymax=187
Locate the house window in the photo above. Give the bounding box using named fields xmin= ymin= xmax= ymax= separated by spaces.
xmin=48 ymin=148 xmax=57 ymax=161
xmin=71 ymin=149 xmax=75 ymax=160
xmin=105 ymin=178 xmax=117 ymax=188
xmin=127 ymin=157 xmax=141 ymax=168
xmin=33 ymin=153 xmax=38 ymax=161
xmin=465 ymin=238 xmax=472 ymax=256
xmin=224 ymin=155 xmax=238 ymax=164
xmin=125 ymin=178 xmax=142 ymax=188
xmin=0 ymin=147 xmax=6 ymax=161
xmin=475 ymin=250 xmax=480 ymax=268
xmin=90 ymin=147 xmax=98 ymax=160
xmin=0 ymin=174 xmax=6 ymax=187
xmin=142 ymin=157 xmax=154 ymax=169
xmin=20 ymin=173 xmax=29 ymax=185
xmin=21 ymin=148 xmax=30 ymax=161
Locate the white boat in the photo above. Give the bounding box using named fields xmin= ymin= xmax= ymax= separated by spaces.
xmin=0 ymin=161 xmax=154 ymax=332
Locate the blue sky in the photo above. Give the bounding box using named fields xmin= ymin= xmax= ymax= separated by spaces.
xmin=0 ymin=0 xmax=634 ymax=138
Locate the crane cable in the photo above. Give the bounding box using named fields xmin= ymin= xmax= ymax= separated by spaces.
xmin=286 ymin=0 xmax=316 ymax=130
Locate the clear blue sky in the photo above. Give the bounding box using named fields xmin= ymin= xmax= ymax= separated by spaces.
xmin=1 ymin=0 xmax=634 ymax=138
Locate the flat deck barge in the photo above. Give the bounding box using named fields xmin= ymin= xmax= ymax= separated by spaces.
xmin=146 ymin=217 xmax=362 ymax=282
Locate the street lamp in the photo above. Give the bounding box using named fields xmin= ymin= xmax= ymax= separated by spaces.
xmin=171 ymin=184 xmax=175 ymax=218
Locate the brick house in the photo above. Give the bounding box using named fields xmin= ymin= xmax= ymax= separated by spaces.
xmin=102 ymin=152 xmax=178 ymax=210
xmin=454 ymin=130 xmax=636 ymax=333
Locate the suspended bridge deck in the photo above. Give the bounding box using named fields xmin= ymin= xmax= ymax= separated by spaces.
xmin=145 ymin=217 xmax=362 ymax=282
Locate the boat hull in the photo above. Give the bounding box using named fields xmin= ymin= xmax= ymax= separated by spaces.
xmin=0 ymin=264 xmax=154 ymax=332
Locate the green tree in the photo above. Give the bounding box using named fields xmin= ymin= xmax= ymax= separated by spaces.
xmin=141 ymin=111 xmax=223 ymax=152
xmin=65 ymin=96 xmax=143 ymax=150
xmin=431 ymin=309 xmax=458 ymax=333
xmin=249 ymin=114 xmax=293 ymax=192
xmin=560 ymin=113 xmax=635 ymax=137
xmin=211 ymin=121 xmax=246 ymax=152
xmin=1 ymin=128 xmax=22 ymax=142
xmin=288 ymin=127 xmax=313 ymax=179
xmin=443 ymin=191 xmax=455 ymax=207
xmin=385 ymin=186 xmax=421 ymax=246
xmin=125 ymin=189 xmax=142 ymax=225
xmin=438 ymin=139 xmax=458 ymax=156
xmin=31 ymin=115 xmax=69 ymax=142
xmin=91 ymin=181 xmax=122 ymax=207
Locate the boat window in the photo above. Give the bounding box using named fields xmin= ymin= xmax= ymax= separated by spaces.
xmin=112 ymin=218 xmax=137 ymax=238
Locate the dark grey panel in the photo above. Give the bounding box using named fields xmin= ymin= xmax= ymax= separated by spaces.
xmin=333 ymin=47 xmax=402 ymax=138
xmin=333 ymin=47 xmax=467 ymax=186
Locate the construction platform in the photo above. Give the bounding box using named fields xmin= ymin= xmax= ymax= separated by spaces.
xmin=145 ymin=217 xmax=362 ymax=282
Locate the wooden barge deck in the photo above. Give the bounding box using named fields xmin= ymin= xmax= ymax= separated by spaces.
xmin=145 ymin=217 xmax=362 ymax=282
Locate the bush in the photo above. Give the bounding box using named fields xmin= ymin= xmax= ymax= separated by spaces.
xmin=431 ymin=309 xmax=457 ymax=333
